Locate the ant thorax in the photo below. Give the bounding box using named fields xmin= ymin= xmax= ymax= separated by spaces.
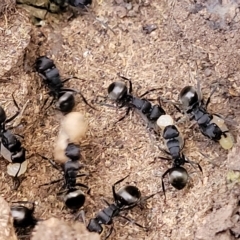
xmin=134 ymin=107 xmax=156 ymax=130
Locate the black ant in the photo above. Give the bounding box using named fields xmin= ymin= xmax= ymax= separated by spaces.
xmin=35 ymin=56 xmax=95 ymax=113
xmin=0 ymin=95 xmax=27 ymax=189
xmin=67 ymin=0 xmax=92 ymax=7
xmin=156 ymin=114 xmax=202 ymax=196
xmin=50 ymin=0 xmax=92 ymax=10
xmin=11 ymin=201 xmax=37 ymax=229
xmin=87 ymin=175 xmax=158 ymax=239
xmin=106 ymin=75 xmax=166 ymax=130
xmin=163 ymin=79 xmax=234 ymax=150
xmin=39 ymin=142 xmax=89 ymax=210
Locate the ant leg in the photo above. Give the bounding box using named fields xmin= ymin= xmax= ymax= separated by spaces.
xmin=76 ymin=173 xmax=89 ymax=178
xmin=161 ymin=168 xmax=172 ymax=199
xmin=105 ymin=225 xmax=114 ymax=240
xmin=159 ymin=96 xmax=181 ymax=111
xmin=98 ymin=102 xmax=116 ymax=108
xmin=121 ymin=191 xmax=160 ymax=212
xmin=39 ymin=178 xmax=64 ymax=187
xmin=156 ymin=144 xmax=172 ymax=156
xmin=112 ymin=174 xmax=130 ymax=202
xmin=61 ymin=76 xmax=82 ymax=84
xmin=139 ymin=88 xmax=162 ymax=98
xmin=102 ymin=199 xmax=111 ymax=206
xmin=75 ymin=182 xmax=90 ymax=190
xmin=140 ymin=191 xmax=161 ymax=202
xmin=196 ymin=77 xmax=202 ymax=101
xmin=149 ymin=155 xmax=171 ymax=165
xmin=12 ymin=93 xmax=20 ymax=110
xmin=184 ymin=155 xmax=203 ymax=173
xmin=118 ymin=214 xmax=148 ymax=230
xmin=5 ymin=94 xmax=21 ymax=124
xmin=61 ymin=88 xmax=97 ymax=110
xmin=117 ymin=74 xmax=133 ymax=93
xmin=74 ymin=209 xmax=86 ymax=224
xmin=12 ymin=177 xmax=20 ymax=190
xmin=156 ymin=156 xmax=172 ymax=161
xmin=44 ymin=97 xmax=55 ymax=111
xmin=95 ymin=95 xmax=115 ymax=107
xmin=114 ymin=107 xmax=131 ymax=124
xmin=83 ymin=5 xmax=116 ymax=35
xmin=205 ymin=84 xmax=218 ymax=108
xmin=37 ymin=154 xmax=61 ymax=171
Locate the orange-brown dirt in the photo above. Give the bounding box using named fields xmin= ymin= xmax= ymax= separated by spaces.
xmin=1 ymin=0 xmax=240 ymax=239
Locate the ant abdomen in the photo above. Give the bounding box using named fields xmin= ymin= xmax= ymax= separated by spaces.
xmin=116 ymin=185 xmax=141 ymax=205
xmin=168 ymin=167 xmax=189 ymax=190
xmin=63 ymin=189 xmax=86 ymax=210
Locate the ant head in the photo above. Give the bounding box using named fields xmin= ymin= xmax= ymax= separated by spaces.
xmin=116 ymin=185 xmax=141 ymax=205
xmin=168 ymin=167 xmax=189 ymax=190
xmin=11 ymin=204 xmax=35 ymax=228
xmin=179 ymin=86 xmax=199 ymax=111
xmin=63 ymin=189 xmax=85 ymax=210
xmin=0 ymin=106 xmax=6 ymax=125
xmin=108 ymin=82 xmax=128 ymax=101
xmin=57 ymin=92 xmax=75 ymax=113
xmin=65 ymin=143 xmax=80 ymax=161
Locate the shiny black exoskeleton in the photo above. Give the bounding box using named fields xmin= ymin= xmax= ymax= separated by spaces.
xmin=87 ymin=175 xmax=157 ymax=239
xmin=0 ymin=95 xmax=26 ymax=189
xmin=159 ymin=122 xmax=202 ymax=196
xmin=35 ymin=56 xmax=94 ymax=113
xmin=11 ymin=201 xmax=37 ymax=228
xmin=40 ymin=143 xmax=88 ymax=210
xmin=52 ymin=0 xmax=92 ymax=8
xmin=179 ymin=85 xmax=227 ymax=142
xmin=68 ymin=0 xmax=92 ymax=7
xmin=163 ymin=125 xmax=183 ymax=160
xmin=107 ymin=78 xmax=165 ymax=127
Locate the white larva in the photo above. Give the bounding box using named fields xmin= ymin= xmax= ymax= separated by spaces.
xmin=54 ymin=112 xmax=88 ymax=164
xmin=61 ymin=112 xmax=88 ymax=143
xmin=156 ymin=115 xmax=174 ymax=130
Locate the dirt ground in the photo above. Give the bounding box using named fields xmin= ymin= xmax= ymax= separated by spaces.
xmin=1 ymin=0 xmax=240 ymax=239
